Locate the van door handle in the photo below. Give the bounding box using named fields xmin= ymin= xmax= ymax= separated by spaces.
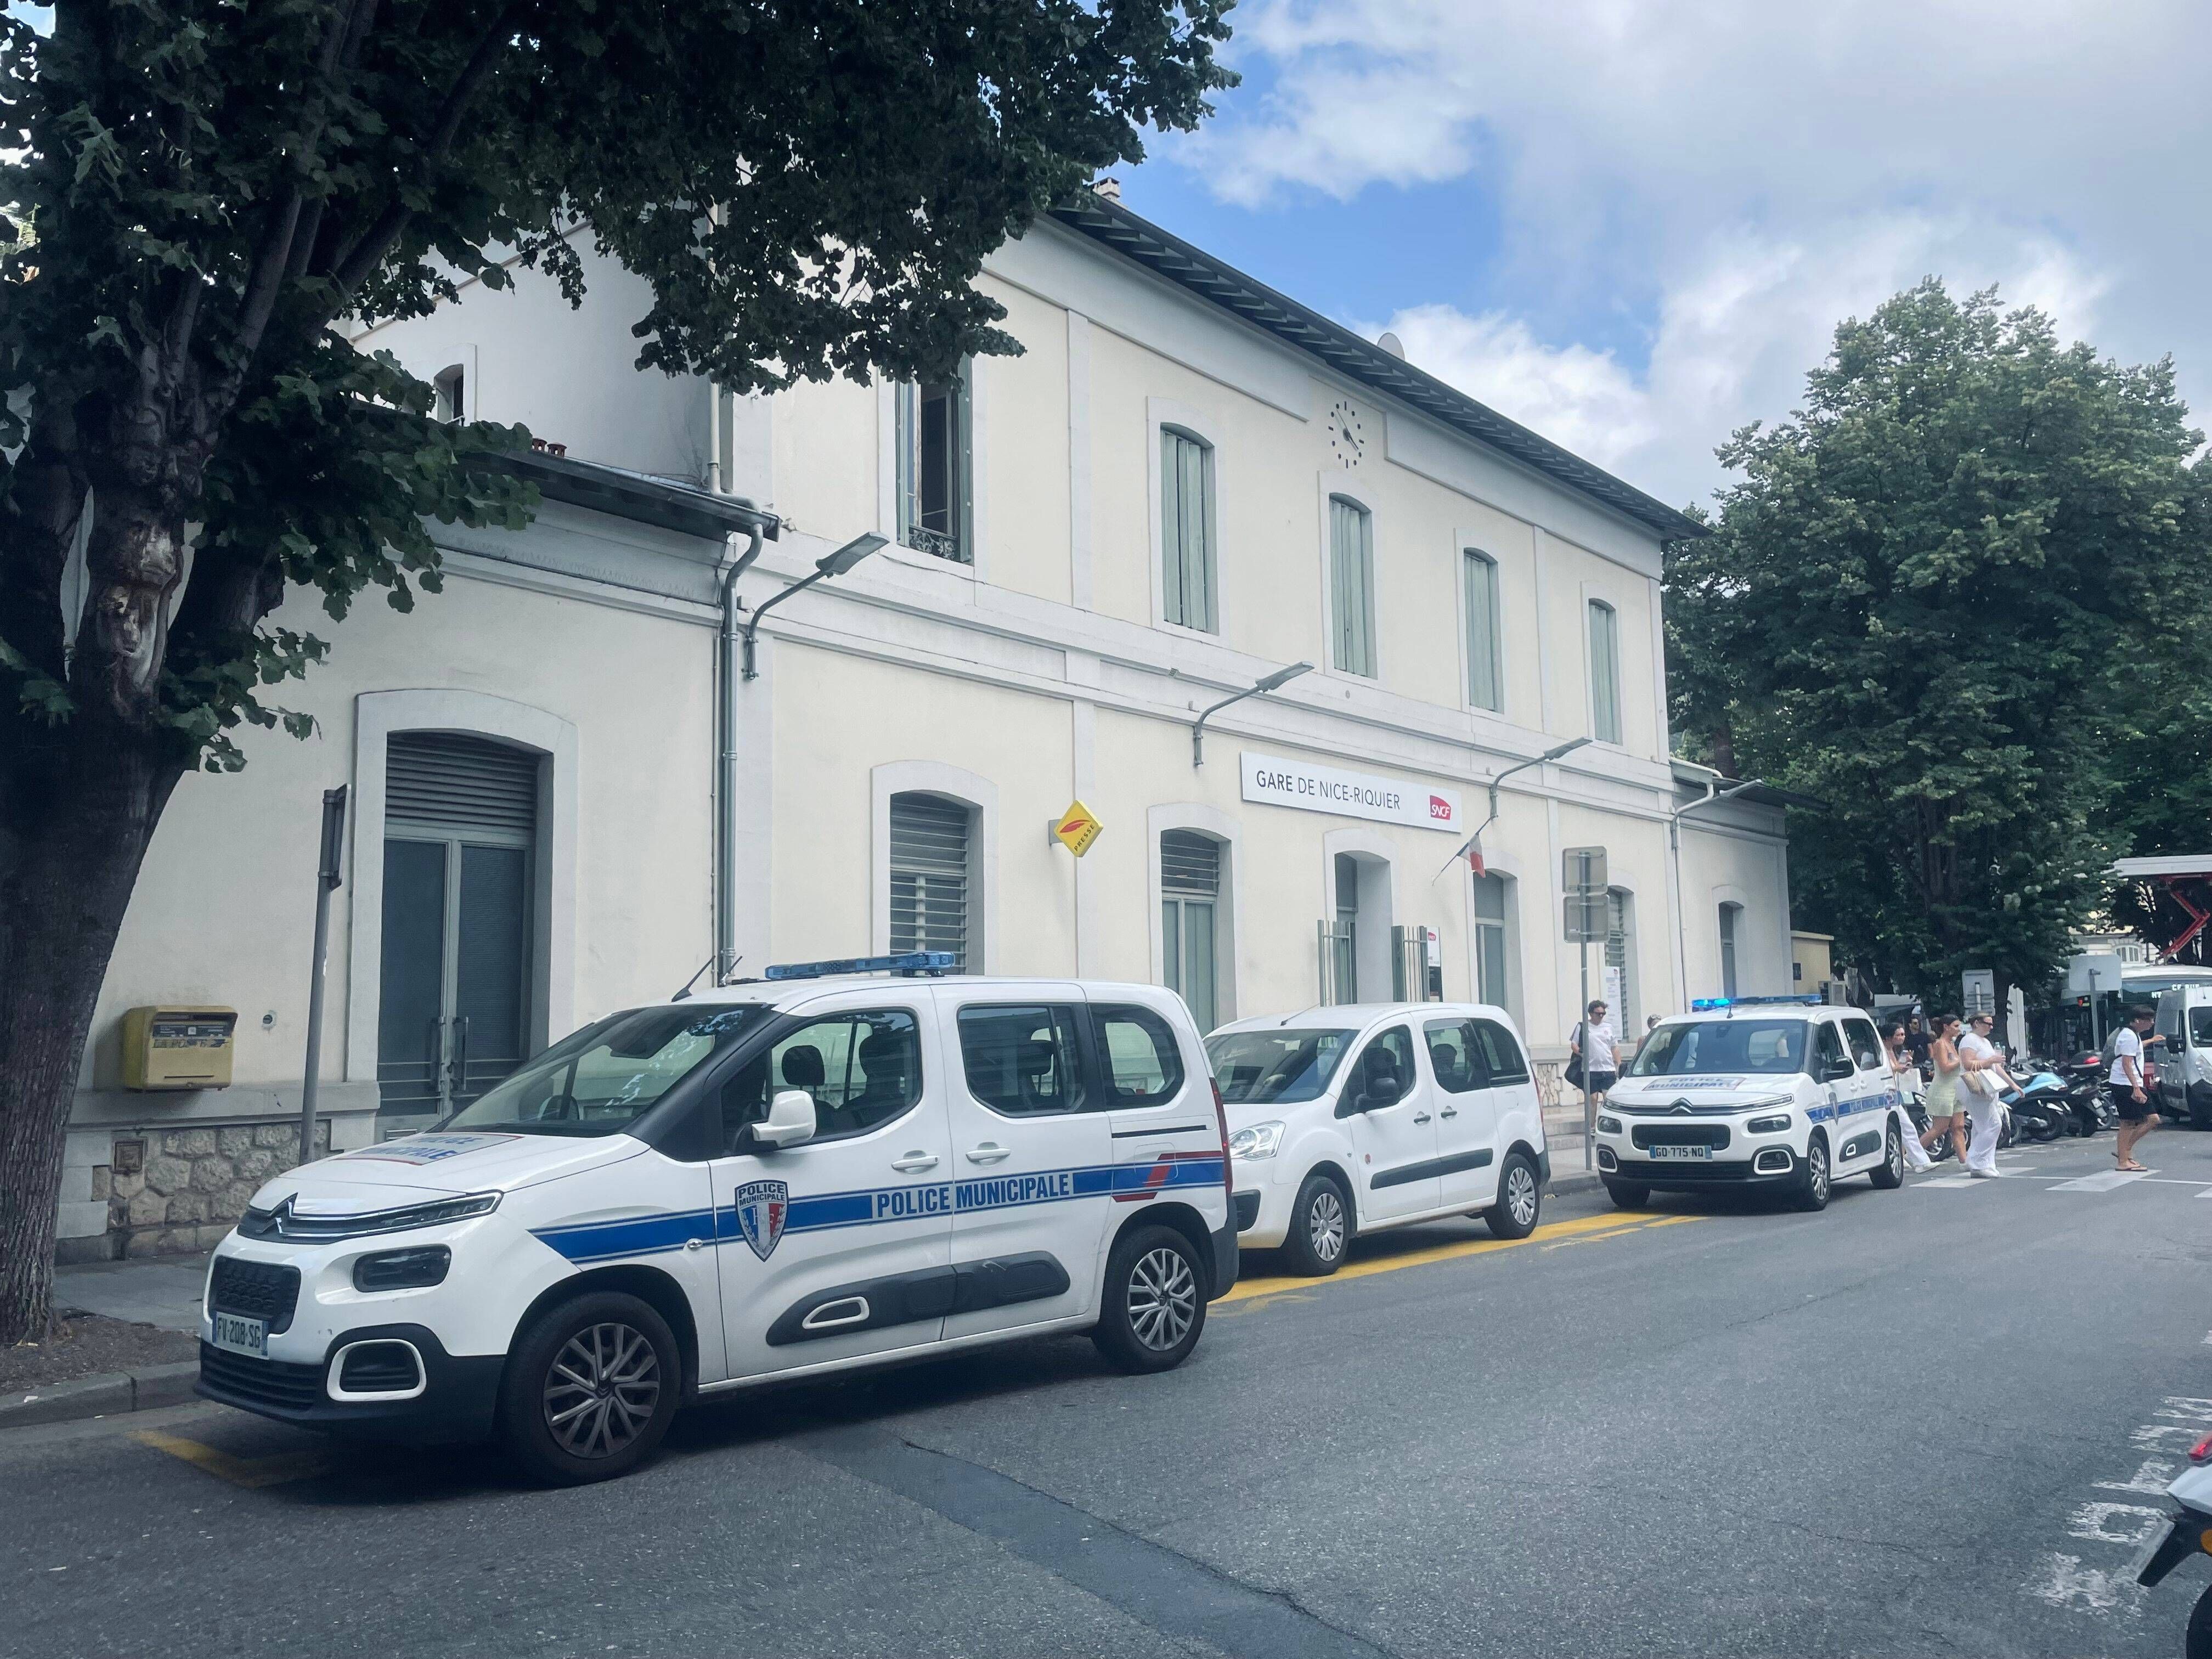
xmin=1440 ymin=1107 xmax=1459 ymax=1119
xmin=891 ymin=1153 xmax=940 ymax=1172
xmin=1412 ymin=1111 xmax=1432 ymax=1125
xmin=966 ymin=1144 xmax=1012 ymax=1165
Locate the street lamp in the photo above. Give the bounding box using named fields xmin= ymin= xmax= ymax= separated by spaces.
xmin=1434 ymin=735 xmax=1591 ymax=879
xmin=740 ymin=533 xmax=887 ymax=679
xmin=1190 ymin=661 xmax=1313 ymax=766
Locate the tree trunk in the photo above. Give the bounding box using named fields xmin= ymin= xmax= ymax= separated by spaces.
xmin=0 ymin=732 xmax=182 ymax=1345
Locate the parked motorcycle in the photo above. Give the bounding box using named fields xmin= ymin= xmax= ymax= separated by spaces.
xmin=2005 ymin=1068 xmax=2079 ymax=1142
xmin=2132 ymin=1437 xmax=2212 ymax=1658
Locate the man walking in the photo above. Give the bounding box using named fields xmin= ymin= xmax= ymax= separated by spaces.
xmin=1572 ymin=1000 xmax=1620 ymax=1109
xmin=2111 ymin=1004 xmax=2160 ymax=1172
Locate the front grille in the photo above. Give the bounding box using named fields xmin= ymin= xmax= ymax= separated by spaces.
xmin=207 ymin=1257 xmax=301 ymax=1333
xmin=1630 ymin=1124 xmax=1731 ymax=1150
xmin=337 ymin=1342 xmax=423 ymax=1393
xmin=1621 ymin=1158 xmax=1758 ymax=1183
xmin=198 ymin=1343 xmax=324 ymax=1411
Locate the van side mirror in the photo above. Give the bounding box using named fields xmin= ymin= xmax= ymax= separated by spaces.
xmin=1823 ymin=1056 xmax=1855 ymax=1083
xmin=1361 ymin=1053 xmax=1407 ymax=1110
xmin=754 ymin=1088 xmax=817 ymax=1149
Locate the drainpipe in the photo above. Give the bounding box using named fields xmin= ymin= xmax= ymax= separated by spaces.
xmin=716 ymin=523 xmax=765 ymax=984
xmin=1668 ymin=763 xmax=1762 ymax=1003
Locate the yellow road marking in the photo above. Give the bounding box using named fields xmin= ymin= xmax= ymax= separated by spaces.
xmin=130 ymin=1429 xmax=330 ymax=1489
xmin=1222 ymin=1207 xmax=1701 ymax=1306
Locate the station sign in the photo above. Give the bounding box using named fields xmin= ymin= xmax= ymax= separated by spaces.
xmin=1239 ymin=752 xmax=1462 ymax=833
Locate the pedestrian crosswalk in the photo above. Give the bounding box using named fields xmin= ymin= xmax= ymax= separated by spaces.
xmin=1911 ymin=1159 xmax=2212 ymax=1194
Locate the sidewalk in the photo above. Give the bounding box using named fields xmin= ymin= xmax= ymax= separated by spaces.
xmin=55 ymin=1251 xmax=210 ymax=1335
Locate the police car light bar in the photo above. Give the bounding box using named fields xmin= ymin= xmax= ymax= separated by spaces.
xmin=1690 ymin=994 xmax=1824 ymax=1011
xmin=763 ymin=951 xmax=958 ymax=981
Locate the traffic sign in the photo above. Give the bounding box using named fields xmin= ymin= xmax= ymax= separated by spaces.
xmin=1051 ymin=800 xmax=1103 ymax=857
xmin=1565 ymin=891 xmax=1607 ymax=943
xmin=1563 ymin=845 xmax=1607 ymax=894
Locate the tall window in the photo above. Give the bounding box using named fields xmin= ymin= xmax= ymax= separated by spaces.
xmin=1160 ymin=427 xmax=1217 ymax=632
xmin=1463 ymin=550 xmax=1502 ymax=712
xmin=1471 ymin=872 xmax=1511 ymax=1009
xmin=1719 ymin=902 xmax=1742 ymax=1000
xmin=1331 ymin=852 xmax=1361 ymax=1003
xmin=888 ymin=793 xmax=972 ymax=969
xmin=1160 ymin=831 xmax=1221 ymax=1032
xmin=1605 ymin=887 xmax=1637 ymax=1032
xmin=895 ymin=373 xmax=970 ymax=563
xmin=1587 ymin=598 xmax=1621 ymax=743
xmin=1329 ymin=496 xmax=1376 ymax=678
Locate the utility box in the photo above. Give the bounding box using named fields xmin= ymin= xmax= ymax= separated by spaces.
xmin=121 ymin=1006 xmax=237 ymax=1091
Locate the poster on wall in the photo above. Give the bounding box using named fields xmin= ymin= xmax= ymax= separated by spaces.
xmin=1602 ymin=966 xmax=1624 ymax=1023
xmin=1239 ymin=752 xmax=1463 ymax=833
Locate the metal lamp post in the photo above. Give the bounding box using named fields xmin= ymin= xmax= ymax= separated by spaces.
xmin=1191 ymin=662 xmax=1313 ymax=766
xmin=740 ymin=533 xmax=887 ymax=680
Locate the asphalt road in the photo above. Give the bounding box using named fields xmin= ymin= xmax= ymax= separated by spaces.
xmin=7 ymin=1128 xmax=2212 ymax=1659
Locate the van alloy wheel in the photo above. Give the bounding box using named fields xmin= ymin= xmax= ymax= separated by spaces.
xmin=543 ymin=1322 xmax=662 ymax=1459
xmin=1126 ymin=1247 xmax=1199 ymax=1352
xmin=1307 ymin=1188 xmax=1346 ymax=1264
xmin=1504 ymin=1162 xmax=1539 ymax=1229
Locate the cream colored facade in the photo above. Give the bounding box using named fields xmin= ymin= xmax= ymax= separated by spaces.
xmin=60 ymin=199 xmax=1794 ymax=1258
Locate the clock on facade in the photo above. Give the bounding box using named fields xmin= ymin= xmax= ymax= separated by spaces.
xmin=1328 ymin=397 xmax=1366 ymax=467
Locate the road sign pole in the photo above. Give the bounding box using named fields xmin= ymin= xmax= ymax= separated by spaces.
xmin=300 ymin=787 xmax=347 ymax=1167
xmin=1579 ymin=940 xmax=1593 ymax=1169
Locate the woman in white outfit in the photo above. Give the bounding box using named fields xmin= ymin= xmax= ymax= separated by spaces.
xmin=1883 ymin=1020 xmax=1936 ymax=1171
xmin=1957 ymin=1012 xmax=2007 ymax=1178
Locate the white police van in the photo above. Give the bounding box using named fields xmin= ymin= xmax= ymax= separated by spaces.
xmin=1593 ymin=996 xmax=1909 ymax=1212
xmin=196 ymin=956 xmax=1236 ymax=1483
xmin=1206 ymin=1002 xmax=1550 ymax=1275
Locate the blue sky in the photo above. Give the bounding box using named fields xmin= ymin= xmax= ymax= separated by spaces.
xmin=1113 ymin=0 xmax=2212 ymax=507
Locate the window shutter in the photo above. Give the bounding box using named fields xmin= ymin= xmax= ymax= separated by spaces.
xmin=1330 ymin=498 xmax=1375 ymax=677
xmin=1464 ymin=551 xmax=1501 ymax=710
xmin=1160 ymin=831 xmax=1220 ymax=898
xmin=889 ymin=794 xmax=971 ymax=968
xmin=386 ymin=733 xmax=539 ymax=836
xmin=1589 ymin=601 xmax=1621 ymax=743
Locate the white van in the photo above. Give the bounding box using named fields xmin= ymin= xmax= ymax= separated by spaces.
xmin=1205 ymin=1003 xmax=1550 ymax=1276
xmin=1594 ymin=996 xmax=1909 ymax=1211
xmin=196 ymin=956 xmax=1235 ymax=1483
xmin=2152 ymin=985 xmax=2212 ymax=1127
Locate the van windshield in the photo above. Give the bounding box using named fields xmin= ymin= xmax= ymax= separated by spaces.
xmin=2191 ymin=1007 xmax=2212 ymax=1049
xmin=1206 ymin=1029 xmax=1358 ymax=1105
xmin=440 ymin=1004 xmax=772 ymax=1137
xmin=1630 ymin=1019 xmax=1807 ymax=1076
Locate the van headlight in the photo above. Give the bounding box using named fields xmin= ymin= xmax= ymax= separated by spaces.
xmin=353 ymin=1245 xmax=453 ymax=1292
xmin=1595 ymin=1114 xmax=1623 ymax=1135
xmin=1228 ymin=1121 xmax=1284 ymax=1161
xmin=1746 ymin=1114 xmax=1792 ymax=1135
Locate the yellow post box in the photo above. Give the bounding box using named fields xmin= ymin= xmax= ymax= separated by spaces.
xmin=122 ymin=1006 xmax=238 ymax=1091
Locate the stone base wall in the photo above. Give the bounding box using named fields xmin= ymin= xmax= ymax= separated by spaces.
xmin=57 ymin=1120 xmax=333 ymax=1263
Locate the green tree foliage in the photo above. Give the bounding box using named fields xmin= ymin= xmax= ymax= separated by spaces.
xmin=1668 ymin=281 xmax=2211 ymax=1002
xmin=0 ymin=0 xmax=1230 ymax=1342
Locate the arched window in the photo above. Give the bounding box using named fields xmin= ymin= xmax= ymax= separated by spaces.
xmin=1160 ymin=427 xmax=1217 ymax=632
xmin=1588 ymin=598 xmax=1621 ymax=743
xmin=1329 ymin=496 xmax=1376 ymax=677
xmin=888 ymin=792 xmax=973 ymax=968
xmin=1160 ymin=830 xmax=1222 ymax=1031
xmin=1471 ymin=871 xmax=1514 ymax=1011
xmin=1463 ymin=549 xmax=1502 ymax=711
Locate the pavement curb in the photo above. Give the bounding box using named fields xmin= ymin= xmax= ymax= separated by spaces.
xmin=1 ymin=1361 xmax=199 ymax=1431
xmin=1546 ymin=1167 xmax=1606 ymax=1198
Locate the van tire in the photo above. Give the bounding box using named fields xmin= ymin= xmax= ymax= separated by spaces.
xmin=1092 ymin=1224 xmax=1206 ymax=1374
xmin=1603 ymin=1180 xmax=1650 ymax=1210
xmin=1280 ymin=1172 xmax=1351 ymax=1277
xmin=1869 ymin=1120 xmax=1905 ymax=1189
xmin=498 ymin=1291 xmax=681 ymax=1486
xmin=1485 ymin=1151 xmax=1542 ymax=1239
xmin=1790 ymin=1136 xmax=1831 ymax=1212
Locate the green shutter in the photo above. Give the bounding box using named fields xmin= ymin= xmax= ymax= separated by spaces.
xmin=1464 ymin=551 xmax=1500 ymax=710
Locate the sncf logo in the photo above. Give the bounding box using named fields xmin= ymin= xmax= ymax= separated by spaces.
xmin=1429 ymin=795 xmax=1454 ymax=821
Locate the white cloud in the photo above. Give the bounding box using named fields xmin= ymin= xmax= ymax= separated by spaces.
xmin=1178 ymin=0 xmax=2209 ymax=502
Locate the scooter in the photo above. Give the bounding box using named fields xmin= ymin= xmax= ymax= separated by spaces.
xmin=2132 ymin=1437 xmax=2212 ymax=1658
xmin=2006 ymin=1070 xmax=2075 ymax=1142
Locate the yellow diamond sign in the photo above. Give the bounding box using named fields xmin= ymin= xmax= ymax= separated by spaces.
xmin=1052 ymin=800 xmax=1104 ymax=857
